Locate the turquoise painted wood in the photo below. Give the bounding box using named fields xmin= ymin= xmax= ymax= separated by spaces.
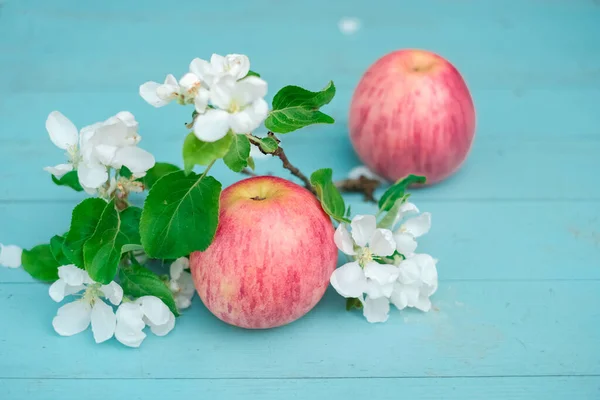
xmin=1 ymin=0 xmax=599 ymax=399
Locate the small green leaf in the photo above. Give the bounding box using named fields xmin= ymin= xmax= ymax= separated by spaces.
xmin=346 ymin=297 xmax=363 ymax=311
xmin=120 ymin=166 xmax=133 ymax=179
xmin=119 ymin=263 xmax=180 ymax=317
xmin=140 ymin=170 xmax=222 ymax=259
xmin=310 ymin=168 xmax=347 ymax=223
xmin=183 ymin=132 xmax=233 ymax=174
xmin=247 ymin=156 xmax=255 ymax=171
xmin=50 ymin=235 xmax=70 ymax=265
xmin=259 ymin=136 xmax=278 ymax=153
xmin=121 ymin=244 xmax=144 ymax=254
xmin=246 ymin=70 xmax=260 ymax=78
xmin=120 ymin=206 xmax=142 ymax=246
xmin=377 ymin=195 xmax=410 ymax=229
xmin=51 ymin=171 xmax=83 ymax=192
xmin=265 ymin=81 xmax=336 ymax=134
xmin=378 ymin=175 xmax=426 ymax=212
xmin=83 ymin=200 xmax=123 ymax=284
xmin=22 ymin=244 xmax=60 ymax=282
xmin=63 ymin=198 xmax=108 ymax=268
xmin=141 ymin=163 xmax=181 ymax=189
xmin=223 ymin=134 xmax=251 ymax=173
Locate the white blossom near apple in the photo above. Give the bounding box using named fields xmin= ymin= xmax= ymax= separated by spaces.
xmin=0 ymin=243 xmax=22 ymax=268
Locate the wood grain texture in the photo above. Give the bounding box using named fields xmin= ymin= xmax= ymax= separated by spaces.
xmin=0 ymin=0 xmax=599 ymax=398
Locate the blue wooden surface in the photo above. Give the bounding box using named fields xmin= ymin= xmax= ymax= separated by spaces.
xmin=1 ymin=0 xmax=599 ymax=398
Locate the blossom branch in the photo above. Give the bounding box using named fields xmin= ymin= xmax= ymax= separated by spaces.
xmin=335 ymin=176 xmax=381 ymax=203
xmin=247 ymin=133 xmax=317 ymax=196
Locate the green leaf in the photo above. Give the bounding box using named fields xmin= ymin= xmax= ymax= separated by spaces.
xmin=49 ymin=235 xmax=70 ymax=265
xmin=346 ymin=297 xmax=363 ymax=311
xmin=120 ymin=166 xmax=133 ymax=179
xmin=119 ymin=263 xmax=180 ymax=317
xmin=121 ymin=244 xmax=144 ymax=254
xmin=51 ymin=171 xmax=83 ymax=192
xmin=183 ymin=132 xmax=233 ymax=174
xmin=246 ymin=70 xmax=260 ymax=78
xmin=223 ymin=134 xmax=251 ymax=172
xmin=310 ymin=168 xmax=347 ymax=223
xmin=259 ymin=136 xmax=278 ymax=153
xmin=141 ymin=162 xmax=181 ymax=189
xmin=21 ymin=244 xmax=60 ymax=282
xmin=377 ymin=195 xmax=410 ymax=229
xmin=140 ymin=170 xmax=222 ymax=259
xmin=246 ymin=156 xmax=255 ymax=171
xmin=378 ymin=175 xmax=426 ymax=212
xmin=83 ymin=200 xmax=124 ymax=284
xmin=120 ymin=206 xmax=142 ymax=246
xmin=265 ymin=81 xmax=336 ymax=134
xmin=63 ymin=198 xmax=108 ymax=268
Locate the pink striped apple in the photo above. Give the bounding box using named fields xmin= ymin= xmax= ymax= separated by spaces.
xmin=349 ymin=49 xmax=476 ymax=185
xmin=190 ymin=176 xmax=338 ymax=329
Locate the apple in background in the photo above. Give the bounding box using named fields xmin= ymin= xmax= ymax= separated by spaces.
xmin=190 ymin=176 xmax=338 ymax=329
xmin=348 ymin=49 xmax=476 ymax=185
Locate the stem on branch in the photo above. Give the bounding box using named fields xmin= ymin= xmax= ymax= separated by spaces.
xmin=246 ymin=132 xmax=317 ymax=196
xmin=335 ymin=176 xmax=381 ymax=204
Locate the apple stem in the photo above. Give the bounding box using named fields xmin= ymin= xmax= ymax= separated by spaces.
xmin=335 ymin=176 xmax=381 ymax=204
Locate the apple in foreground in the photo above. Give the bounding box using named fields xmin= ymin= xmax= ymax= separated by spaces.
xmin=349 ymin=49 xmax=476 ymax=185
xmin=190 ymin=176 xmax=338 ymax=329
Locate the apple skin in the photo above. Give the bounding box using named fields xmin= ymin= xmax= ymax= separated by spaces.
xmin=349 ymin=49 xmax=476 ymax=185
xmin=190 ymin=176 xmax=338 ymax=329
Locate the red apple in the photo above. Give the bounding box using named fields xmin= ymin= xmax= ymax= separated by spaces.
xmin=349 ymin=49 xmax=476 ymax=185
xmin=190 ymin=176 xmax=338 ymax=329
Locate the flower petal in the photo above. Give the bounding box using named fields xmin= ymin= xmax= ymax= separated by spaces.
xmin=347 ymin=165 xmax=382 ymax=181
xmin=147 ymin=311 xmax=175 ymax=337
xmin=210 ymin=75 xmax=235 ymax=109
xmin=369 ymin=229 xmax=396 ymax=256
xmin=0 ymin=244 xmax=23 ymax=268
xmin=193 ymin=109 xmax=231 ymax=142
xmin=402 ymin=212 xmax=431 ymax=237
xmin=362 ymin=296 xmax=390 ymax=323
xmin=115 ymin=321 xmax=146 ymax=348
xmin=229 ymin=99 xmax=268 ymax=134
xmin=115 ymin=303 xmax=146 ymax=348
xmin=46 ymin=111 xmax=79 ymax=150
xmin=194 ymin=88 xmax=210 ymax=114
xmin=44 ymin=163 xmax=74 ymax=179
xmin=91 ymin=300 xmax=116 ymax=343
xmin=330 ymin=261 xmax=366 ymax=298
xmin=350 ymin=214 xmax=377 ymax=247
xmin=333 ymin=223 xmax=356 ymax=255
xmin=233 ymin=76 xmax=267 ymax=106
xmin=189 ymin=58 xmax=215 ymax=86
xmin=52 ymin=300 xmax=92 ymax=336
xmin=364 ymin=280 xmax=394 ymax=299
xmin=48 ymin=279 xmax=67 ymax=302
xmin=397 ymin=258 xmax=420 ymax=284
xmin=390 ymin=283 xmax=409 ymax=310
xmin=170 ymin=257 xmax=190 ymax=281
xmin=77 ymin=163 xmax=108 ymax=189
xmin=394 ymin=232 xmax=417 ymax=255
xmin=114 ymin=146 xmax=156 ymax=175
xmin=178 ymin=72 xmax=200 ymax=95
xmin=139 ymin=81 xmax=170 ymax=107
xmin=225 ymin=54 xmax=250 ymax=80
xmin=364 ymin=261 xmax=400 ymax=286
xmin=93 ymin=144 xmax=119 ymax=166
xmin=139 ymin=296 xmax=170 ymax=326
xmin=58 ymin=264 xmax=87 ymax=286
xmin=100 ymin=281 xmax=124 ymax=306
xmin=175 ymin=295 xmax=192 ymax=310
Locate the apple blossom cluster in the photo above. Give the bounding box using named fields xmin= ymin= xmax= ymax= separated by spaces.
xmin=45 ymin=111 xmax=155 ymax=198
xmin=140 ymin=54 xmax=269 ymax=143
xmin=330 ymin=202 xmax=437 ymax=323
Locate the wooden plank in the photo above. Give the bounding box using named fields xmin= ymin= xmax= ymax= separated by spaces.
xmin=1 ymin=198 xmax=599 ymax=283
xmin=2 ymin=377 xmax=599 ymax=400
xmin=0 ymin=281 xmax=598 ymax=378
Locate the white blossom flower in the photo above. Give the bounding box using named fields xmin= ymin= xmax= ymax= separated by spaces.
xmin=390 ymin=253 xmax=438 ymax=312
xmin=45 ymin=111 xmax=155 ymax=193
xmin=50 ymin=265 xmax=123 ymax=344
xmin=0 ymin=243 xmax=22 ymax=268
xmin=169 ymin=257 xmax=195 ymax=310
xmin=330 ymin=215 xmax=399 ymax=322
xmin=190 ymin=53 xmax=250 ymax=87
xmin=347 ymin=165 xmax=382 ymax=181
xmin=193 ymin=75 xmax=268 ymax=142
xmin=139 ymin=73 xmax=210 ymax=109
xmin=115 ymin=296 xmax=176 ymax=348
xmin=392 ymin=205 xmax=431 ymax=256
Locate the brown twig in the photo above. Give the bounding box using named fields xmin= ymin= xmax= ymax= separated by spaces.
xmin=335 ymin=176 xmax=381 ymax=203
xmin=247 ymin=132 xmax=317 ymax=196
